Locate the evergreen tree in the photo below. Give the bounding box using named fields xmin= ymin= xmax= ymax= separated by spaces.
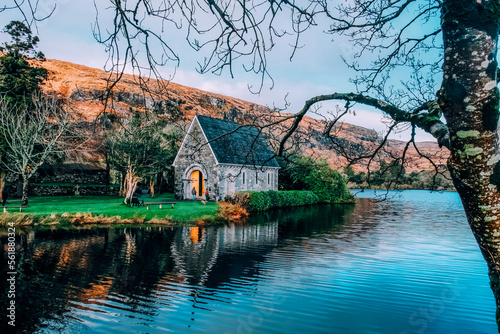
xmin=0 ymin=21 xmax=47 ymax=106
xmin=0 ymin=21 xmax=48 ymax=204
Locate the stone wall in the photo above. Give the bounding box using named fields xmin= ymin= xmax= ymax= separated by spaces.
xmin=3 ymin=164 xmax=116 ymax=197
xmin=174 ymin=118 xmax=279 ymax=200
xmin=30 ymin=185 xmax=119 ymax=196
xmin=32 ymin=171 xmax=107 ymax=184
xmin=3 ymin=184 xmax=119 ymax=197
xmin=174 ymin=120 xmax=217 ymax=199
xmin=216 ymin=165 xmax=279 ymax=200
xmin=6 ymin=164 xmax=108 ymax=185
xmin=34 ymin=164 xmax=108 ymax=184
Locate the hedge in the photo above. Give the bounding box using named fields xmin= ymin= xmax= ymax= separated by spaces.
xmin=226 ymin=190 xmax=320 ymax=211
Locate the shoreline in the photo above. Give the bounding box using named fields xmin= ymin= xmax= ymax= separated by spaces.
xmin=0 ymin=189 xmax=454 ymax=230
xmin=0 ymin=194 xmax=221 ymax=228
xmin=0 ymin=212 xmax=220 ymax=229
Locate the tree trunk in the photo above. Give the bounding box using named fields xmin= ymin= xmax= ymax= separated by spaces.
xmin=149 ymin=179 xmax=155 ymax=198
xmin=119 ymin=171 xmax=126 ymax=197
xmin=439 ymin=1 xmax=500 ymax=330
xmin=124 ymin=168 xmax=139 ymax=205
xmin=21 ymin=172 xmax=29 ymax=206
xmin=104 ymin=151 xmax=110 ymax=185
xmin=0 ymin=171 xmax=6 ymax=203
xmin=157 ymin=172 xmax=164 ymax=194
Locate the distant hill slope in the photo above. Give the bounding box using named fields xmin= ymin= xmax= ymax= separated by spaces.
xmin=35 ymin=58 xmax=448 ymax=172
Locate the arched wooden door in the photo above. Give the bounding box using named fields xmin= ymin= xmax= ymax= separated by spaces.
xmin=190 ymin=170 xmax=204 ymax=196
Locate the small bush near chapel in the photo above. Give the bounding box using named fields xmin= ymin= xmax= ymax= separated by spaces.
xmin=226 ymin=190 xmax=320 ymax=211
xmin=226 ymin=155 xmax=356 ymax=211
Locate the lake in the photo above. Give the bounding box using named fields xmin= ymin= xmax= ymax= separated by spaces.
xmin=0 ymin=190 xmax=497 ymax=333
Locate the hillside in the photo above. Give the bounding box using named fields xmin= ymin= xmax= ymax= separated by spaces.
xmin=35 ymin=58 xmax=448 ymax=172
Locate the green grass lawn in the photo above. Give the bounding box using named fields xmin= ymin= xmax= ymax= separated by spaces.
xmin=2 ymin=193 xmax=218 ymax=223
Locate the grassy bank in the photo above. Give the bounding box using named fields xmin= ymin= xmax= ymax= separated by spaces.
xmin=0 ymin=193 xmax=218 ymax=227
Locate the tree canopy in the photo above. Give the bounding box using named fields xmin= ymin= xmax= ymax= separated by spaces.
xmin=104 ymin=112 xmax=178 ymax=204
xmin=0 ymin=94 xmax=73 ymax=206
xmin=0 ymin=20 xmax=47 ymax=106
xmin=280 ymin=155 xmax=354 ymax=203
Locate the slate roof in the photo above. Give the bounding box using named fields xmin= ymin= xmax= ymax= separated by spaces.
xmin=196 ymin=115 xmax=280 ymax=168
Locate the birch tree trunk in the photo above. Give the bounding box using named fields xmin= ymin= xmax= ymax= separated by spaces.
xmin=21 ymin=172 xmax=29 ymax=206
xmin=119 ymin=171 xmax=127 ymax=197
xmin=439 ymin=1 xmax=500 ymax=329
xmin=149 ymin=179 xmax=155 ymax=198
xmin=0 ymin=171 xmax=6 ymax=203
xmin=124 ymin=168 xmax=140 ymax=205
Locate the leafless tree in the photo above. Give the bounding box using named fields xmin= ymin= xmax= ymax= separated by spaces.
xmin=0 ymin=94 xmax=76 ymax=206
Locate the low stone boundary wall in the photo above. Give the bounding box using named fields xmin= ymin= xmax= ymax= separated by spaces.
xmin=3 ymin=184 xmax=120 ymax=197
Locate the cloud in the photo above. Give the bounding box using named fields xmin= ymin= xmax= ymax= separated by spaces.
xmin=0 ymin=3 xmax=438 ymax=143
xmin=170 ymin=68 xmax=437 ymax=142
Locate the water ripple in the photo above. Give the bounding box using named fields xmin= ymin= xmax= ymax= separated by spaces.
xmin=1 ymin=191 xmax=495 ymax=333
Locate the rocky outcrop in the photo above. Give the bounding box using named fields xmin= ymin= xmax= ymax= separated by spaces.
xmin=35 ymin=58 xmax=447 ymax=173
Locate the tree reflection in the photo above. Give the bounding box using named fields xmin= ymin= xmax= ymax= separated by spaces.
xmin=0 ymin=203 xmax=359 ymax=333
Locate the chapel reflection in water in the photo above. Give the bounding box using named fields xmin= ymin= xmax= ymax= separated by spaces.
xmin=0 ymin=202 xmax=357 ymax=333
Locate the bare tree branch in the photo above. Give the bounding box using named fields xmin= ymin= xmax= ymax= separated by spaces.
xmin=0 ymin=93 xmax=85 ymax=204
xmin=278 ymin=92 xmax=450 ymax=156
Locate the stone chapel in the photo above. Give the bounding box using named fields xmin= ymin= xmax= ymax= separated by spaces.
xmin=173 ymin=115 xmax=280 ymax=200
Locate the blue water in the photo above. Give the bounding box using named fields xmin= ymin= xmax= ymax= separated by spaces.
xmin=0 ymin=190 xmax=496 ymax=333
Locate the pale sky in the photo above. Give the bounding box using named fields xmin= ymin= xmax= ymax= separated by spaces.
xmin=0 ymin=1 xmax=439 ymax=142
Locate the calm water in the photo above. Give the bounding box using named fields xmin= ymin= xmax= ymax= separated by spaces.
xmin=0 ymin=190 xmax=497 ymax=333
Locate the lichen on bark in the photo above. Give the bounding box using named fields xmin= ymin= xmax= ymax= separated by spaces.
xmin=440 ymin=1 xmax=500 ymax=331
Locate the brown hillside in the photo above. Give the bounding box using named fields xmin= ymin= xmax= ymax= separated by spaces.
xmin=37 ymin=58 xmax=268 ymax=120
xmin=35 ymin=58 xmax=449 ymax=172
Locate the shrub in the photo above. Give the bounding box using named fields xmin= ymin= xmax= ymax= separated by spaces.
xmin=225 ymin=191 xmax=251 ymax=208
xmin=228 ymin=190 xmax=320 ymax=211
xmin=300 ymin=190 xmax=320 ymax=205
xmin=246 ymin=191 xmax=271 ymax=211
xmin=267 ymin=190 xmax=281 ymax=208
xmin=284 ymin=156 xmax=355 ymax=204
xmin=216 ymin=201 xmax=249 ymax=221
xmin=279 ymin=191 xmax=294 ymax=207
xmin=285 ymin=190 xmax=320 ymax=206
